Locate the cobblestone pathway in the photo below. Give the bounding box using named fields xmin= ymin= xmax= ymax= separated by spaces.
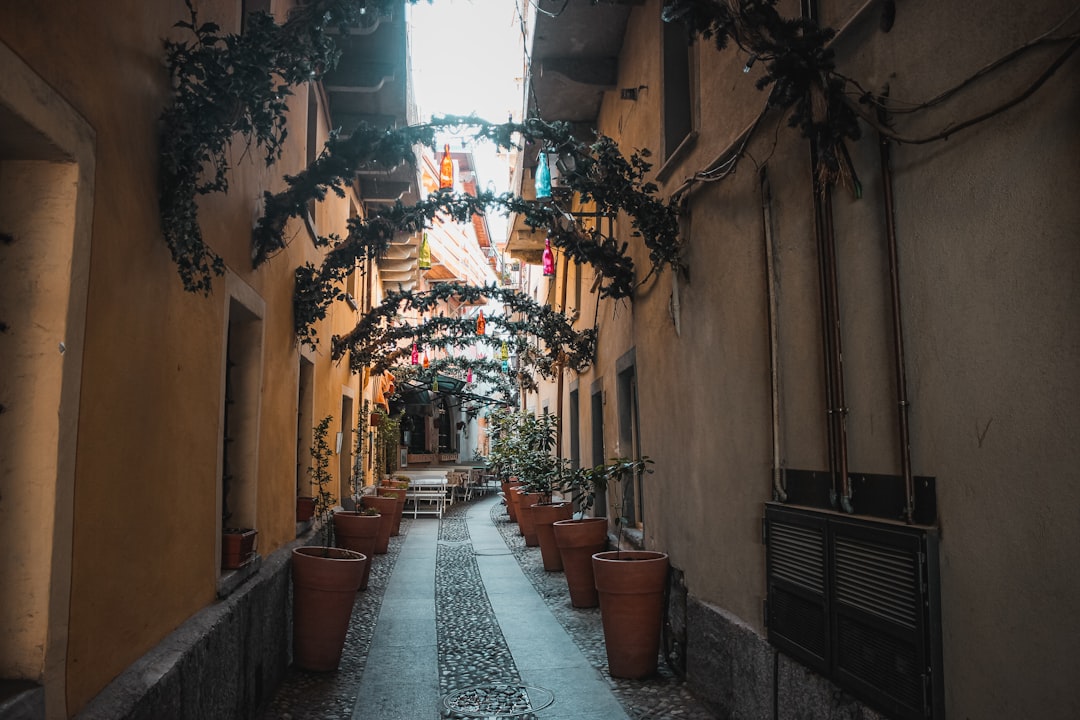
xmin=258 ymin=498 xmax=716 ymax=719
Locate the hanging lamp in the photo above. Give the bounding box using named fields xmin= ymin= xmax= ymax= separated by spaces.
xmin=439 ymin=143 xmax=454 ymax=189
xmin=542 ymin=236 xmax=555 ymax=277
xmin=535 ymin=150 xmax=552 ymax=200
xmin=418 ymin=232 xmax=431 ymax=271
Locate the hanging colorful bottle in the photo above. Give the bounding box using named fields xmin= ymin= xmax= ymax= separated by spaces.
xmin=432 ymin=377 xmax=439 ymax=392
xmin=476 ymin=309 xmax=485 ymax=335
xmin=466 ymin=368 xmax=473 ymax=384
xmin=535 ymin=150 xmax=551 ymax=200
xmin=542 ymin=236 xmax=555 ymax=277
xmin=439 ymin=143 xmax=454 ymax=190
xmin=418 ymin=232 xmax=431 ymax=270
xmin=411 ymin=343 xmax=418 ymax=365
xmin=423 ymin=352 xmax=430 ymax=369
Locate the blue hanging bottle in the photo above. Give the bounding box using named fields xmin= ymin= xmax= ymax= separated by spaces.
xmin=535 ymin=151 xmax=551 ymax=200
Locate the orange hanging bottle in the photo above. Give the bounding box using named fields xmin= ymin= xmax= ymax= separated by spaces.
xmin=439 ymin=143 xmax=454 ymax=190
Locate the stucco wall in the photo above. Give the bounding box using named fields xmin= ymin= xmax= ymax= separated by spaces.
xmin=569 ymin=0 xmax=1080 ymax=717
xmin=0 ymin=1 xmax=366 ymax=715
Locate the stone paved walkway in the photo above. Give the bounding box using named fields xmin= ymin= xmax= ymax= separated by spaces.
xmin=257 ymin=494 xmax=716 ymax=719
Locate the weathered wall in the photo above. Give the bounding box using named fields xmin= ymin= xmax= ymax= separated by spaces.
xmin=0 ymin=1 xmax=364 ymax=715
xmin=567 ymin=0 xmax=1080 ymax=717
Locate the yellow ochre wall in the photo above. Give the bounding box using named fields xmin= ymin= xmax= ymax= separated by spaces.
xmin=0 ymin=1 xmax=365 ymax=715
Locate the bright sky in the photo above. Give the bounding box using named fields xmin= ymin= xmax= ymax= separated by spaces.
xmin=407 ymin=0 xmax=526 ymax=199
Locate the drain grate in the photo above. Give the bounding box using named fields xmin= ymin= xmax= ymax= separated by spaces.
xmin=442 ymin=684 xmax=554 ymax=718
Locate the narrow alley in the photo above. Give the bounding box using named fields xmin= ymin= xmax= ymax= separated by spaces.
xmin=258 ymin=494 xmax=715 ymax=719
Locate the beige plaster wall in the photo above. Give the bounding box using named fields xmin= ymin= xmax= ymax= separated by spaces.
xmin=568 ymin=0 xmax=1080 ymax=717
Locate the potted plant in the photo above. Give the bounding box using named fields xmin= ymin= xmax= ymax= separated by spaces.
xmin=291 ymin=415 xmax=365 ymax=672
xmin=515 ymin=412 xmax=572 ymax=568
xmin=585 ymin=457 xmax=668 ymax=679
xmin=333 ymin=418 xmax=380 ymax=590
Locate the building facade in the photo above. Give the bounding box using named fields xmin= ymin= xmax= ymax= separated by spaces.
xmin=0 ymin=1 xmax=419 ymax=717
xmin=513 ymin=0 xmax=1079 ymax=718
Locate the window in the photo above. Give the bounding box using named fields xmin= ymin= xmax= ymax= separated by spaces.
xmin=221 ymin=295 xmax=263 ymax=539
xmin=661 ymin=16 xmax=697 ymax=174
xmin=569 ymin=388 xmax=580 ymax=472
xmin=590 ymin=380 xmax=606 ymax=517
xmin=296 ymin=355 xmax=315 ymax=505
xmin=616 ymin=349 xmax=643 ymax=526
xmin=305 ymin=84 xmax=319 ymax=237
xmin=339 ymin=393 xmax=355 ymax=503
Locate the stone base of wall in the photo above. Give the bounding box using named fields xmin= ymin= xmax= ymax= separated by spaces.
xmin=75 ymin=541 xmax=299 ymax=720
xmin=685 ymin=596 xmax=886 ymax=720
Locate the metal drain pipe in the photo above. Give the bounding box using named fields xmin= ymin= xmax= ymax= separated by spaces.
xmin=822 ymin=185 xmax=853 ymax=513
xmin=878 ymin=109 xmax=915 ymax=524
xmin=804 ymin=0 xmax=852 ymax=513
xmin=761 ymin=169 xmax=787 ymax=502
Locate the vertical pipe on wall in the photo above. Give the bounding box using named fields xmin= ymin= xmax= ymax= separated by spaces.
xmin=822 ymin=191 xmax=852 ymax=513
xmin=878 ymin=111 xmax=915 ymax=524
xmin=760 ymin=169 xmax=787 ymax=502
xmin=804 ymin=0 xmax=851 ymax=513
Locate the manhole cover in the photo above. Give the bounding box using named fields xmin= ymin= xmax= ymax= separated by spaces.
xmin=442 ymin=684 xmax=554 ymax=718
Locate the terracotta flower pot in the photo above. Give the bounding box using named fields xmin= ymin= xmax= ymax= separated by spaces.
xmin=333 ymin=511 xmax=381 ymax=590
xmin=515 ymin=491 xmax=544 ymax=546
xmin=501 ymin=480 xmax=522 ymax=521
xmin=296 ymin=496 xmax=315 ymax=522
xmin=361 ymin=495 xmax=397 ymax=553
xmin=592 ymin=550 xmax=670 ymax=679
xmin=530 ymin=502 xmax=573 ymax=571
xmin=379 ymin=487 xmax=406 ymax=536
xmin=221 ymin=528 xmax=257 ymax=569
xmin=291 ymin=546 xmax=365 ymax=671
xmin=553 ymin=517 xmax=608 ymax=607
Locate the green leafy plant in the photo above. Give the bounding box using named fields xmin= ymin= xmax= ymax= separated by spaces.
xmin=562 ymin=456 xmax=654 ymax=533
xmin=309 ymin=415 xmax=337 ymax=547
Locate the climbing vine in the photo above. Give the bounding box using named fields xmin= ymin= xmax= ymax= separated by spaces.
xmin=332 ymin=283 xmax=596 ymax=379
xmin=159 ymin=0 xmax=403 ymax=293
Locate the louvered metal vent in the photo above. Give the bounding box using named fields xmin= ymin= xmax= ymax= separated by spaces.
xmin=765 ymin=504 xmax=943 ymax=720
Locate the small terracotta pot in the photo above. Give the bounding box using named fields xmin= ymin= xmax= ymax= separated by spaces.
xmin=221 ymin=528 xmax=257 ymax=569
xmin=515 ymin=491 xmax=544 ymax=545
xmin=530 ymin=502 xmax=573 ymax=571
xmin=592 ymin=550 xmax=670 ymax=679
xmin=296 ymin=496 xmax=315 ymax=522
xmin=291 ymin=546 xmax=365 ymax=671
xmin=361 ymin=495 xmax=397 ymax=553
xmin=333 ymin=512 xmax=381 ymax=590
xmin=553 ymin=517 xmax=608 ymax=607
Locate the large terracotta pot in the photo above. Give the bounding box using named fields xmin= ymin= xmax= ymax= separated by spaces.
xmin=553 ymin=517 xmax=608 ymax=607
xmin=530 ymin=502 xmax=573 ymax=571
xmin=378 ymin=487 xmax=406 ymax=536
xmin=515 ymin=491 xmax=544 ymax=545
xmin=291 ymin=546 xmax=365 ymax=671
xmin=592 ymin=550 xmax=670 ymax=679
xmin=333 ymin=511 xmax=381 ymax=590
xmin=361 ymin=495 xmax=397 ymax=553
